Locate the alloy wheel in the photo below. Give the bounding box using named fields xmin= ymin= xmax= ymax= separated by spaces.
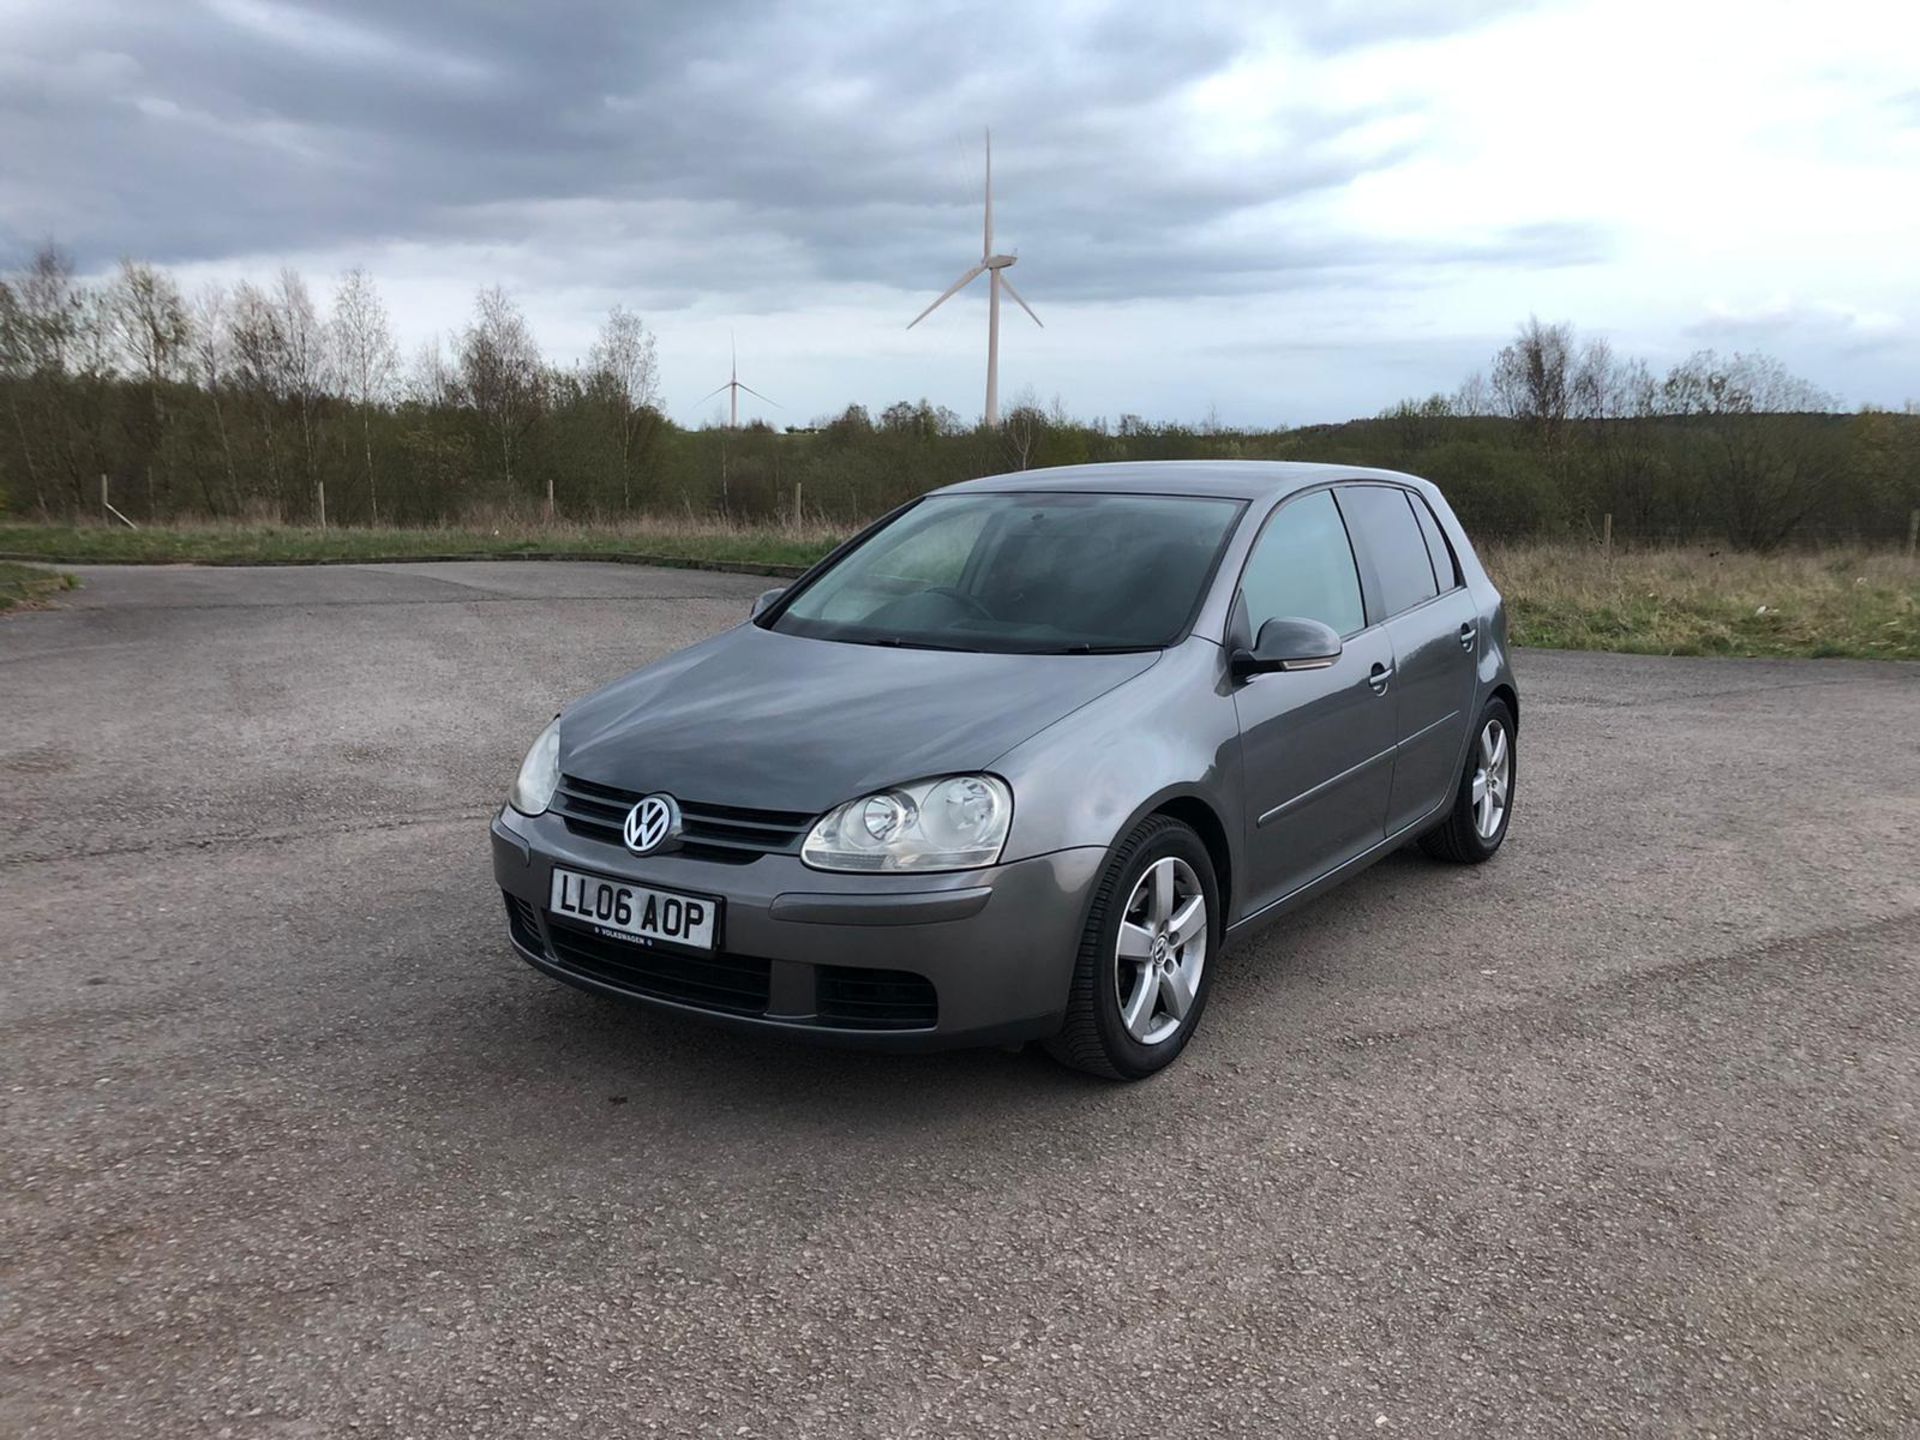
xmin=1113 ymin=856 xmax=1207 ymax=1046
xmin=1471 ymin=718 xmax=1511 ymax=840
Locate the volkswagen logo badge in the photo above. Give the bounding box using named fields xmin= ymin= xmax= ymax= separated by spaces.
xmin=623 ymin=794 xmax=682 ymax=856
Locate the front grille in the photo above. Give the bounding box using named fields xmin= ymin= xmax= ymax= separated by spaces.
xmin=543 ymin=913 xmax=772 ymax=1015
xmin=503 ymin=892 xmax=543 ymax=951
xmin=817 ymin=966 xmax=939 ymax=1030
xmin=553 ymin=775 xmax=813 ymax=865
xmin=508 ymin=889 xmax=939 ymax=1033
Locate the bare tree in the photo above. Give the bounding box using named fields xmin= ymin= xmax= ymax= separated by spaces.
xmin=0 ymin=277 xmax=41 ymax=512
xmin=1491 ymin=317 xmax=1576 ymax=468
xmin=1568 ymin=337 xmax=1608 ymax=422
xmin=1452 ymin=370 xmax=1493 ymax=417
xmin=188 ymin=284 xmax=242 ymax=510
xmin=328 ymin=267 xmax=399 ymax=524
xmin=1570 ymin=339 xmax=1660 ymax=423
xmin=1001 ymin=386 xmax=1045 ymax=470
xmin=63 ymin=278 xmax=120 ymax=505
xmin=273 ymin=268 xmax=326 ymax=519
xmin=1570 ymin=338 xmax=1663 ymax=534
xmin=584 ymin=304 xmax=660 ymax=512
xmin=108 ymin=259 xmax=191 ymax=513
xmin=14 ymin=246 xmax=82 ymax=373
xmin=2 ymin=247 xmax=86 ymax=511
xmin=228 ymin=280 xmax=288 ymax=510
xmin=69 ymin=287 xmax=119 ymax=380
xmin=110 ymin=260 xmax=189 ymax=382
xmin=408 ymin=335 xmax=458 ymax=408
xmin=458 ymin=285 xmax=543 ymax=499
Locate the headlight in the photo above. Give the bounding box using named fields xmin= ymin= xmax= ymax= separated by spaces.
xmin=508 ymin=717 xmax=561 ymax=816
xmin=802 ymin=774 xmax=1012 ymax=872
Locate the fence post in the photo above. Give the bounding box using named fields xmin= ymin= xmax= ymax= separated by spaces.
xmin=1908 ymin=508 xmax=1918 ymax=562
xmin=101 ymin=474 xmax=139 ymax=531
xmin=317 ymin=479 xmax=327 ymax=531
xmin=1602 ymin=511 xmax=1613 ymax=560
xmin=546 ymin=475 xmax=555 ymax=523
xmin=794 ymin=480 xmax=804 ymax=529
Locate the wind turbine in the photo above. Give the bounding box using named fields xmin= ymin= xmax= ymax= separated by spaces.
xmin=696 ymin=335 xmax=776 ymax=429
xmin=908 ymin=129 xmax=1041 ymax=428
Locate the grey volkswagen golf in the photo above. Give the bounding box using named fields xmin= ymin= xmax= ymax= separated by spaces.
xmin=493 ymin=461 xmax=1517 ymax=1078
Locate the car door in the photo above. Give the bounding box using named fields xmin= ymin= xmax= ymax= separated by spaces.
xmin=1335 ymin=484 xmax=1480 ymax=837
xmin=1230 ymin=488 xmax=1397 ymax=916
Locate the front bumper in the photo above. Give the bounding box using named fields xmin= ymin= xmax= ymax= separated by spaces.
xmin=491 ymin=807 xmax=1107 ymax=1051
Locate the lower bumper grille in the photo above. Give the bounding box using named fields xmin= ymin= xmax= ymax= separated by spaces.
xmin=818 ymin=966 xmax=939 ymax=1030
xmin=503 ymin=890 xmax=938 ymax=1032
xmin=504 ymin=893 xmax=543 ymax=952
xmin=543 ymin=913 xmax=772 ymax=1015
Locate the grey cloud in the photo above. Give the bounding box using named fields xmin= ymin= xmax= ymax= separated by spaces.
xmin=1683 ymin=301 xmax=1906 ymax=357
xmin=1286 ymin=0 xmax=1547 ymax=50
xmin=0 ymin=0 xmax=1576 ymax=308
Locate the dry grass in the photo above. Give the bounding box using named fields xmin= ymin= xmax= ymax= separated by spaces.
xmin=1485 ymin=542 xmax=1920 ymax=661
xmin=454 ymin=504 xmax=851 ymax=546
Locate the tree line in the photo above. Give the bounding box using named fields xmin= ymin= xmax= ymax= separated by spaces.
xmin=2 ymin=247 xmax=1914 ymax=547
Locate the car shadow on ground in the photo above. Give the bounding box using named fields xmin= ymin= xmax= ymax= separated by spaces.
xmin=444 ymin=844 xmax=1452 ymax=1140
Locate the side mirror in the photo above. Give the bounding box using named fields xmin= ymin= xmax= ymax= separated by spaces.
xmin=1230 ymin=616 xmax=1343 ymax=681
xmin=750 ymin=586 xmax=786 ymax=619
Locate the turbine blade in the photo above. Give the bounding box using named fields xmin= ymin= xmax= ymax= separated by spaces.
xmin=1000 ymin=273 xmax=1043 ymax=328
xmin=736 ymin=382 xmax=780 ymax=406
xmin=694 ymin=383 xmax=731 ymax=404
xmin=907 ymin=264 xmax=987 ymax=328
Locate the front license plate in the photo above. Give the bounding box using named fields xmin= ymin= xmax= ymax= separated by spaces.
xmin=548 ymin=867 xmax=718 ymax=952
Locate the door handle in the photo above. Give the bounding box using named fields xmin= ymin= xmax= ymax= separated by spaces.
xmin=1367 ymin=663 xmax=1393 ymax=695
xmin=1459 ymin=622 xmax=1477 ymax=650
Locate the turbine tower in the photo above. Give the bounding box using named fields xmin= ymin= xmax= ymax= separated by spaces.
xmin=696 ymin=335 xmax=775 ymax=429
xmin=908 ymin=129 xmax=1042 ymax=428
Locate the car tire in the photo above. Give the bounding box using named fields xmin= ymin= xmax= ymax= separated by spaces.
xmin=1419 ymin=697 xmax=1516 ymax=864
xmin=1045 ymin=814 xmax=1220 ymax=1081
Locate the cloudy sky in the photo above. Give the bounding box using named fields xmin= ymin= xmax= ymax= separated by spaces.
xmin=3 ymin=0 xmax=1915 ymax=426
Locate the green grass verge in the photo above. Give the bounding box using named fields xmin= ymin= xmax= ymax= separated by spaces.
xmin=0 ymin=523 xmax=839 ymax=576
xmin=0 ymin=560 xmax=78 ymax=613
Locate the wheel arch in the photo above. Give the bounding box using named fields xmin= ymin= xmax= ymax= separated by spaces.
xmin=1490 ymin=681 xmax=1519 ymax=732
xmin=1143 ymin=791 xmax=1234 ymax=930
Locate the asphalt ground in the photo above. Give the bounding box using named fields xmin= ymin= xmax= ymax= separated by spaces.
xmin=4 ymin=561 xmax=1918 ymax=1438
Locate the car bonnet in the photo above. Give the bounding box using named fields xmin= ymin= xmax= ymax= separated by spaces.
xmin=559 ymin=622 xmax=1162 ymax=814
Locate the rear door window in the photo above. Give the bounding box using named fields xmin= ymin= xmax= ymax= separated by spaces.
xmin=1337 ymin=485 xmax=1439 ymax=620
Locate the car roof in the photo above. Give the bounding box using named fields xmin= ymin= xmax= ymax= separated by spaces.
xmin=938 ymin=460 xmax=1432 ymax=503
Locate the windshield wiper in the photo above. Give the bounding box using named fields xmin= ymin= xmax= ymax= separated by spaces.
xmin=855 ymin=636 xmax=982 ymax=653
xmin=1036 ymin=642 xmax=1161 ymax=655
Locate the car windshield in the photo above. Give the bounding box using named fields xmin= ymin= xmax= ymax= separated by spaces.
xmin=768 ymin=491 xmax=1244 ymax=654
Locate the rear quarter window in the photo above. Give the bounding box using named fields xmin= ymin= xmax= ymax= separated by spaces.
xmin=1411 ymin=494 xmax=1462 ymax=589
